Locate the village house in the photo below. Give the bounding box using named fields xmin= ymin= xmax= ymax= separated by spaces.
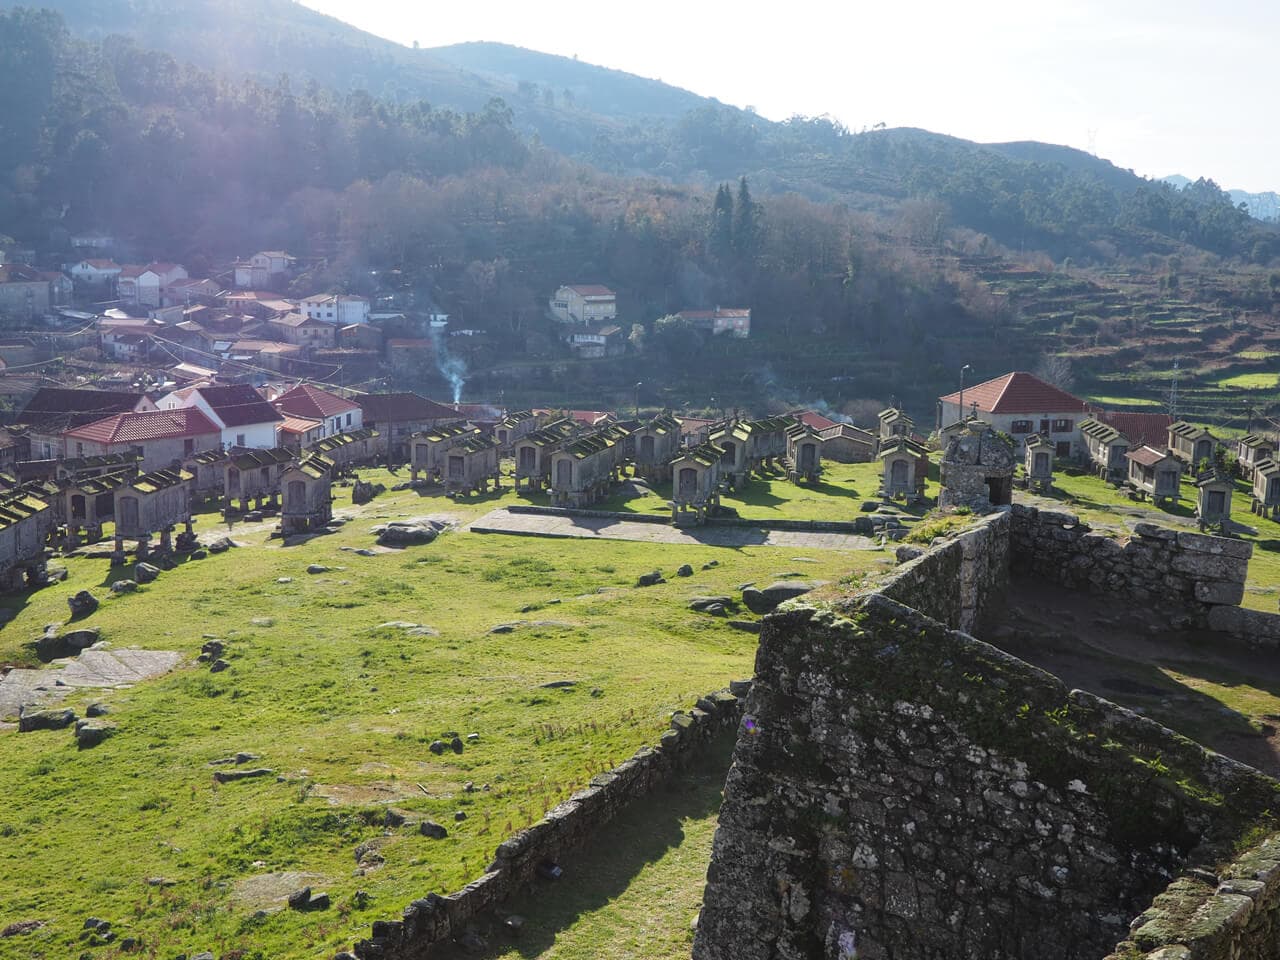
xmin=339 ymin=322 xmax=383 ymax=354
xmin=549 ymin=284 xmax=616 ymax=325
xmin=272 ymin=384 xmax=362 ymax=439
xmin=387 ymin=338 xmax=434 ymax=373
xmin=0 ymin=491 xmax=53 ymax=592
xmin=1126 ymin=446 xmax=1184 ymax=504
xmin=670 ymin=441 xmax=724 ymax=526
xmin=280 ymin=454 xmax=334 ymax=535
xmin=785 ymin=421 xmax=825 ymax=483
xmin=268 ymin=311 xmax=337 ymax=349
xmin=936 ymin=371 xmax=1089 ymax=456
xmin=1078 ymin=417 xmax=1131 ymax=480
xmin=112 ymin=467 xmax=195 ymax=560
xmin=356 ymin=392 xmax=459 ymax=461
xmin=233 ymin=251 xmax=294 ymax=290
xmin=158 ymin=383 xmax=283 ymax=450
xmin=818 ymin=422 xmax=876 ymax=463
xmin=17 ymin=387 xmax=155 ymax=461
xmin=222 ymin=290 xmax=288 ymax=318
xmin=565 ymin=323 xmax=625 ymax=357
xmin=0 ymin=264 xmax=55 ymax=319
xmin=301 ymin=293 xmax=369 ymax=326
xmin=62 ymin=407 xmax=222 ymax=472
xmin=633 ymin=414 xmax=682 ymax=482
xmin=1251 ymin=458 xmax=1280 ymax=518
xmin=550 ymin=432 xmax=623 ymax=507
xmin=1235 ymin=434 xmax=1275 ymax=481
xmin=67 ymin=258 xmax=122 ymax=289
xmin=513 ymin=419 xmax=580 ymax=490
xmin=118 ymin=263 xmax=188 ymax=308
xmin=162 ymin=276 xmax=220 ymax=307
xmin=675 ymin=306 xmax=751 ymax=338
xmin=227 ymin=340 xmax=303 ymax=373
xmin=1167 ymin=421 xmax=1218 ymax=467
xmin=878 ymin=435 xmax=930 ymax=501
xmin=276 ymin=415 xmax=325 ymax=453
xmin=1023 ymin=433 xmax=1055 ymax=492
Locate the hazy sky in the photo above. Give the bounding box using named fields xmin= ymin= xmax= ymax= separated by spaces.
xmin=301 ymin=0 xmax=1277 ymax=192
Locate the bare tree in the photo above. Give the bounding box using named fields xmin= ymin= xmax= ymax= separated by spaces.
xmin=1034 ymin=354 xmax=1075 ymax=392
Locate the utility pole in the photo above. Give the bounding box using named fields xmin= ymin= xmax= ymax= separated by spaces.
xmin=958 ymin=364 xmax=972 ymax=424
xmin=1167 ymin=358 xmax=1180 ymax=420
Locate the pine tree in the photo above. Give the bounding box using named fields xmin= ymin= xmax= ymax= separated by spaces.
xmin=731 ymin=176 xmax=758 ymax=262
xmin=709 ymin=182 xmax=734 ymax=261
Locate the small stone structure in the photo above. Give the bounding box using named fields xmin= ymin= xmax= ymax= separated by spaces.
xmin=708 ymin=416 xmax=793 ymax=489
xmin=1167 ymin=420 xmax=1218 ymax=466
xmin=1079 ymin=417 xmax=1130 ymax=480
xmin=409 ymin=423 xmax=477 ymax=483
xmin=938 ymin=421 xmax=1015 ymax=510
xmin=440 ymin=433 xmax=500 ymax=494
xmin=1195 ymin=469 xmax=1234 ymax=529
xmin=0 ymin=491 xmax=53 ymax=592
xmin=56 ymin=452 xmax=143 ymax=482
xmin=669 ymin=441 xmax=724 ymax=525
xmin=280 ymin=454 xmax=333 ymax=535
xmin=1235 ymin=433 xmax=1275 ymax=481
xmin=62 ymin=468 xmax=133 ymax=545
xmin=877 ymin=405 xmax=913 ymax=444
xmin=221 ymin=447 xmax=293 ymax=515
xmin=1022 ymin=432 xmax=1054 ymax=492
xmin=631 ymin=413 xmax=682 ymax=482
xmin=549 ymin=430 xmax=626 ymax=508
xmin=877 ymin=435 xmax=928 ymax=501
xmin=784 ymin=421 xmax=823 ymax=483
xmin=1251 ymin=456 xmax=1280 ymax=518
xmin=112 ymin=467 xmax=195 ymax=561
xmin=817 ymin=422 xmax=875 ymax=463
xmin=309 ymin=428 xmax=377 ymax=473
xmin=494 ymin=409 xmax=541 ymax=452
xmin=512 ymin=418 xmax=579 ymax=491
xmin=182 ymin=449 xmax=226 ymax=502
xmin=1126 ymin=445 xmax=1183 ymax=504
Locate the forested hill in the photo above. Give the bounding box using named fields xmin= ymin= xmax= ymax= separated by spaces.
xmin=6 ymin=0 xmax=1280 ymax=266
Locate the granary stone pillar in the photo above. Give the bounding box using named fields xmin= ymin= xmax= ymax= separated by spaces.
xmin=135 ymin=535 xmax=150 ymax=561
xmin=111 ymin=537 xmax=127 ymax=566
xmin=159 ymin=526 xmax=173 ymax=553
xmin=65 ymin=526 xmax=82 ymax=550
xmin=239 ymin=496 xmax=250 ymax=514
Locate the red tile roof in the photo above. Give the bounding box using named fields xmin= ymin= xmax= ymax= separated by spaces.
xmin=272 ymin=383 xmax=360 ymax=419
xmin=677 ymin=307 xmax=751 ymax=320
xmin=19 ymin=388 xmax=148 ymax=430
xmin=788 ymin=409 xmax=837 ymax=430
xmin=1096 ymin=411 xmax=1174 ymax=450
xmin=938 ymin=371 xmax=1088 ymax=415
xmin=1126 ymin=445 xmax=1175 ymax=467
xmin=65 ymin=407 xmax=220 ymax=444
xmin=277 ymin=415 xmax=323 ymax=435
xmin=564 ymin=284 xmax=615 ymax=298
xmin=357 ymin=392 xmax=458 ymax=422
xmin=190 ymin=384 xmax=283 ymax=427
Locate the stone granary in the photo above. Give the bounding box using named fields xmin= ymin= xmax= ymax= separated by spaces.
xmin=440 ymin=433 xmax=500 ymax=494
xmin=55 ymin=452 xmax=142 ymax=482
xmin=409 ymin=424 xmax=479 ymax=483
xmin=877 ymin=435 xmax=929 ymax=501
xmin=632 ymin=414 xmax=682 ymax=482
xmin=784 ymin=421 xmax=824 ymax=483
xmin=280 ymin=454 xmax=334 ymax=535
xmin=309 ymin=427 xmax=377 ymax=473
xmin=62 ymin=468 xmax=134 ymax=545
xmin=1126 ymin=445 xmax=1183 ymax=505
xmin=1167 ymin=420 xmax=1218 ymax=466
xmin=550 ymin=431 xmax=625 ymax=508
xmin=221 ymin=447 xmax=294 ymax=513
xmin=1023 ymin=432 xmax=1055 ymax=492
xmin=597 ymin=421 xmax=636 ymax=461
xmin=817 ymin=422 xmax=875 ymax=463
xmin=513 ymin=419 xmax=579 ymax=491
xmin=183 ymin=449 xmax=227 ymax=502
xmin=877 ymin=406 xmax=913 ymax=445
xmin=1251 ymin=457 xmax=1280 ymax=518
xmin=939 ymin=421 xmax=1016 ymax=510
xmin=1195 ymin=469 xmax=1234 ymax=529
xmin=1235 ymin=432 xmax=1275 ymax=481
xmin=708 ymin=416 xmax=794 ymax=490
xmin=112 ymin=467 xmax=195 ymax=561
xmin=669 ymin=441 xmax=723 ymax=526
xmin=1079 ymin=416 xmax=1130 ymax=480
xmin=0 ymin=491 xmax=53 ymax=592
xmin=494 ymin=410 xmax=542 ymax=452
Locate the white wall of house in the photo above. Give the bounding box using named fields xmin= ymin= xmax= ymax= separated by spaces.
xmin=158 ymin=390 xmax=279 ymax=450
xmin=937 ymin=401 xmax=1084 ymax=454
xmin=549 ymin=286 xmax=616 ymax=324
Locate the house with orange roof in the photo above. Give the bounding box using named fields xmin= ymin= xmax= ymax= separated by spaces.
xmin=271 ymin=383 xmax=362 ymax=439
xmin=937 ymin=371 xmax=1089 ymax=457
xmin=67 ymin=259 xmax=122 ymax=287
xmin=676 ymin=306 xmax=751 ymax=338
xmin=62 ymin=407 xmax=221 ymax=470
xmin=157 ymin=384 xmax=283 ymax=450
xmin=549 ymin=284 xmax=616 ymax=325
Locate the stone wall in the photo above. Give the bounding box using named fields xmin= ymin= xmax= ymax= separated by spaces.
xmin=694 ymin=593 xmax=1280 ymax=960
xmin=874 ymin=509 xmax=1009 ymax=633
xmin=351 ymin=687 xmax=745 ymax=959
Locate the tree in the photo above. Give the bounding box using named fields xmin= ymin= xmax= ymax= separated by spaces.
xmin=1034 ymin=354 xmax=1075 ymax=392
xmin=732 ymin=176 xmax=759 ymax=263
xmin=709 ymin=183 xmax=733 ymax=261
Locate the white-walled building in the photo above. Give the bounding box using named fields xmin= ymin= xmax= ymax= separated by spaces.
xmin=937 ymin=371 xmax=1089 ymax=457
xmin=272 ymin=383 xmax=363 ymax=439
xmin=234 ymin=251 xmax=294 ymax=289
xmin=300 ymin=293 xmax=369 ymax=326
xmin=67 ymin=259 xmax=122 ymax=287
xmin=675 ymin=306 xmax=751 ymax=338
xmin=549 ymin=284 xmax=616 ymax=325
xmin=158 ymin=383 xmax=284 ymax=450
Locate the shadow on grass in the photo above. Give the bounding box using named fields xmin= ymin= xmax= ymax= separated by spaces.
xmin=430 ymin=733 xmax=736 ymax=960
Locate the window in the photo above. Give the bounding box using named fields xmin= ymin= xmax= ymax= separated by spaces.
xmin=1010 ymin=420 xmax=1033 ymax=434
xmin=1039 ymin=419 xmax=1050 ymax=433
xmin=236 ymin=434 xmax=246 ymax=447
xmin=1051 ymin=419 xmax=1073 ymax=433
xmin=75 ymin=442 xmax=84 ymax=456
xmin=346 ymin=413 xmax=352 ymax=426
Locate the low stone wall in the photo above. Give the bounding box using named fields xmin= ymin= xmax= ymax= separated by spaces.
xmin=1010 ymin=504 xmax=1254 ymax=624
xmin=351 ymin=687 xmax=746 ymax=959
xmin=870 ymin=509 xmax=1010 ymax=634
xmin=504 ymin=504 xmax=669 ymax=525
xmin=1105 ymin=833 xmax=1280 ymax=959
xmin=694 ymin=594 xmax=1280 ymax=960
xmin=503 ymin=503 xmax=866 ymax=534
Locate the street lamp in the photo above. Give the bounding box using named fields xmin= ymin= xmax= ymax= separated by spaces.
xmin=634 ymin=382 xmax=643 ymax=420
xmin=958 ymin=364 xmax=972 ymax=424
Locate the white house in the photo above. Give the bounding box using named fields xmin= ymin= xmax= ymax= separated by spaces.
xmin=272 ymin=383 xmax=363 ymax=439
xmin=549 ymin=284 xmax=616 ymax=324
xmin=936 ymin=371 xmax=1090 ymax=457
xmin=300 ymin=293 xmax=369 ymax=326
xmin=676 ymin=306 xmax=751 ymax=338
xmin=234 ymin=251 xmax=294 ymax=289
xmin=118 ymin=262 xmax=187 ymax=308
xmin=67 ymin=259 xmax=122 ymax=287
xmin=158 ymin=383 xmax=283 ymax=449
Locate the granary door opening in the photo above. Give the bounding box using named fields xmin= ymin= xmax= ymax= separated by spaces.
xmin=71 ymin=494 xmax=86 ymax=520
xmin=1271 ymin=477 xmax=1280 ymax=501
xmin=640 ymin=435 xmax=655 ymax=461
xmin=448 ymin=455 xmax=465 ymax=482
xmin=1196 ymin=439 xmax=1212 ymax=462
xmin=985 ymin=474 xmax=1013 ymax=506
xmin=94 ymin=492 xmax=113 ymax=517
xmin=228 ymin=467 xmax=240 ymax=493
xmin=1034 ymin=452 xmax=1050 ymax=474
xmin=119 ymin=496 xmax=139 ymax=530
xmin=890 ymin=458 xmax=908 ymax=487
xmin=1055 ymin=441 xmax=1070 ymax=458
xmin=555 ymin=459 xmax=573 ymax=489
xmin=799 ymin=443 xmax=816 ymax=472
xmin=1208 ymin=490 xmax=1226 ymax=514
xmin=286 ymin=480 xmax=305 ymax=511
xmin=678 ymin=467 xmax=697 ymax=499
xmin=720 ymin=442 xmax=736 ymax=467
xmin=518 ymin=447 xmax=536 ymax=473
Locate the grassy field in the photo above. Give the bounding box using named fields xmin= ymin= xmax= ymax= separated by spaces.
xmin=1212 ymin=371 xmax=1278 ymax=390
xmin=0 ymin=470 xmax=887 ymax=959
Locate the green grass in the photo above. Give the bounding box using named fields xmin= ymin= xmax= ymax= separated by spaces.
xmin=1213 ymin=372 xmax=1278 ymax=390
xmin=0 ymin=470 xmax=887 ymax=959
xmin=1237 ymin=351 xmax=1278 ymax=360
xmin=1083 ymin=394 xmax=1165 ymax=409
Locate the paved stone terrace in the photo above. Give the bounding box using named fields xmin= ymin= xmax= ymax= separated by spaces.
xmin=467 ymin=508 xmax=877 ymax=550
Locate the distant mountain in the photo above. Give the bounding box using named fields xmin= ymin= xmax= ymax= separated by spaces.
xmin=1163 ymin=174 xmax=1280 ymax=222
